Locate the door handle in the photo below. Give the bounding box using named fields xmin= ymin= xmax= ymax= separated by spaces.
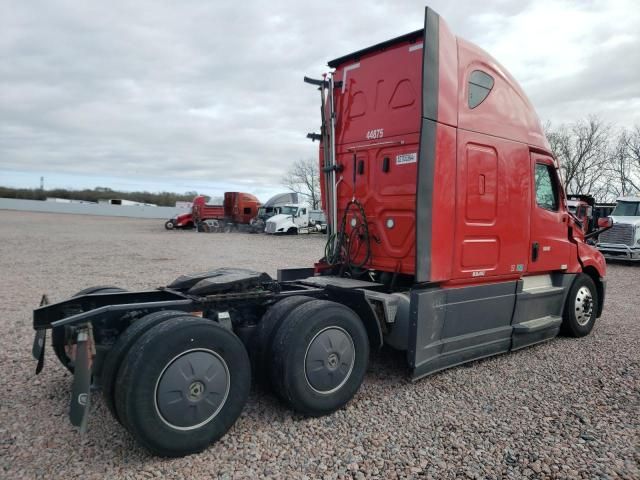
xmin=532 ymin=242 xmax=539 ymax=262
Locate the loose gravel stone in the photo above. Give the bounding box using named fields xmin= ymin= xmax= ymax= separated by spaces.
xmin=0 ymin=210 xmax=638 ymax=479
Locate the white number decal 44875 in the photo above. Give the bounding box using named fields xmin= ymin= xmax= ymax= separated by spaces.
xmin=366 ymin=128 xmax=384 ymax=140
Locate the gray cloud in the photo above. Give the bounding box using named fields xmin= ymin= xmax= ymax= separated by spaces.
xmin=1 ymin=0 xmax=638 ymax=195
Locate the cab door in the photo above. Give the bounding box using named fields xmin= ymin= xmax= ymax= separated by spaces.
xmin=528 ymin=153 xmax=572 ymax=273
xmin=296 ymin=207 xmax=307 ymax=227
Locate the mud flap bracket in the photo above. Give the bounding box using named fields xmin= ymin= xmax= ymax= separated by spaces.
xmin=32 ymin=295 xmax=50 ymax=375
xmin=69 ymin=325 xmax=92 ymax=434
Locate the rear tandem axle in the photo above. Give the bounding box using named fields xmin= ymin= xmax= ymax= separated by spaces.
xmin=32 ymin=267 xmax=388 ymax=457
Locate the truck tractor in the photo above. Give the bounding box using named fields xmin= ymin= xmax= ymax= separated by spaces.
xmin=309 ymin=210 xmax=328 ymax=233
xmin=164 ymin=211 xmax=195 ymax=230
xmin=248 ymin=192 xmax=299 ymax=233
xmin=265 ymin=204 xmax=324 ymax=234
xmin=31 ymin=7 xmax=608 ymax=458
xmin=164 ymin=193 xmax=261 ymax=231
xmin=566 ymin=194 xmax=595 ymax=236
xmin=597 ymin=196 xmax=640 ymax=261
xmin=164 ymin=195 xmax=224 ymax=230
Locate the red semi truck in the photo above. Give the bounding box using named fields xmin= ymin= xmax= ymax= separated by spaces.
xmin=164 ymin=196 xmax=222 ymax=230
xmin=32 ymin=7 xmax=608 ymax=457
xmin=164 ymin=193 xmax=260 ymax=230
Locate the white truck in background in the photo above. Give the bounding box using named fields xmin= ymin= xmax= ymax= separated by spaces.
xmin=597 ymin=196 xmax=640 ymax=261
xmin=248 ymin=192 xmax=299 ymax=233
xmin=265 ymin=204 xmax=326 ymax=235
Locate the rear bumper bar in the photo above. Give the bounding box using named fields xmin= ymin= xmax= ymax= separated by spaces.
xmin=33 ymin=290 xmax=195 ymax=330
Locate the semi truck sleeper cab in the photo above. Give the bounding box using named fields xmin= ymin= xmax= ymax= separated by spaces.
xmin=31 ymin=7 xmax=607 ymax=457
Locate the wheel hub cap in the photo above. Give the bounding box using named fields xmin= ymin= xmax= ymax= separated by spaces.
xmin=305 ymin=327 xmax=355 ymax=394
xmin=188 ymin=381 xmax=205 ymax=399
xmin=327 ymin=353 xmax=339 ymax=369
xmin=575 ymin=286 xmax=594 ymax=326
xmin=155 ymin=349 xmax=230 ymax=430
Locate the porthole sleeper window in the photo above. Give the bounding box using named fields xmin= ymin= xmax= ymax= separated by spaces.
xmin=468 ymin=70 xmax=494 ymax=109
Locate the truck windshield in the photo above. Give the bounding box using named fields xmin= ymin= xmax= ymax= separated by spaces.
xmin=612 ymin=201 xmax=640 ymax=216
xmin=280 ymin=206 xmax=298 ymax=215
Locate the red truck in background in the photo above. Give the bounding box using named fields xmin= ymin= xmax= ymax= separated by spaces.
xmin=165 ymin=196 xmax=221 ymax=230
xmin=164 ymin=193 xmax=260 ymax=230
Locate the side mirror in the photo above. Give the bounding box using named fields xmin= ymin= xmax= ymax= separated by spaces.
xmin=597 ymin=217 xmax=613 ymax=228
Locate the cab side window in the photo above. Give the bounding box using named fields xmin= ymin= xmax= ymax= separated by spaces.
xmin=535 ymin=163 xmax=559 ymax=211
xmin=468 ymin=70 xmax=494 ymax=109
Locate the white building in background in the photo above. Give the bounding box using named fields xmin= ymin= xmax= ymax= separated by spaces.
xmin=98 ymin=199 xmax=157 ymax=207
xmin=46 ymin=197 xmax=96 ymax=204
xmin=175 ymin=201 xmax=193 ymax=209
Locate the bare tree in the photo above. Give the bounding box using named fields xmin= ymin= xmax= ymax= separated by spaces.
xmin=545 ymin=116 xmax=611 ymax=200
xmin=608 ymin=128 xmax=640 ymax=199
xmin=624 ymin=126 xmax=640 ymax=194
xmin=282 ymin=158 xmax=321 ymax=209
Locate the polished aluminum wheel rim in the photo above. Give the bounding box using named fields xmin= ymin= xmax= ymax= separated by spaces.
xmin=575 ymin=286 xmax=594 ymax=326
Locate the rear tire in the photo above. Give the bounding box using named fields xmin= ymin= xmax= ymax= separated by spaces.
xmin=51 ymin=286 xmax=126 ymax=373
xmin=270 ymin=300 xmax=369 ymax=416
xmin=101 ymin=310 xmax=188 ymax=422
xmin=251 ymin=296 xmax=314 ymax=385
xmin=561 ymin=273 xmax=598 ymax=337
xmin=114 ymin=316 xmax=251 ymax=457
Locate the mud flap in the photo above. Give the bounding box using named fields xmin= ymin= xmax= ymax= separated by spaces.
xmin=69 ymin=326 xmax=92 ymax=433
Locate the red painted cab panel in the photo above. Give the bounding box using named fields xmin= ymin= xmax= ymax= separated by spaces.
xmin=323 ymin=7 xmax=605 ymax=283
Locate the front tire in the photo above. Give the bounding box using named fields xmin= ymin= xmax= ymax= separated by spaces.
xmin=114 ymin=316 xmax=251 ymax=457
xmin=561 ymin=273 xmax=598 ymax=337
xmin=270 ymin=300 xmax=369 ymax=417
xmin=165 ymin=220 xmax=175 ymax=230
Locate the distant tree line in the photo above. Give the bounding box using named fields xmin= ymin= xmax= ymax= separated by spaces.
xmin=0 ymin=186 xmax=199 ymax=207
xmin=545 ymin=116 xmax=640 ymax=202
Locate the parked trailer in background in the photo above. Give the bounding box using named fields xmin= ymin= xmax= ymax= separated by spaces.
xmin=31 ymin=7 xmax=609 ymax=457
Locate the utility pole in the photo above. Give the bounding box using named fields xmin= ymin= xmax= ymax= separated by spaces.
xmin=40 ymin=176 xmax=44 ymax=190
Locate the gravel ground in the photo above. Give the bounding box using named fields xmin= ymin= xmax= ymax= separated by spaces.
xmin=1 ymin=210 xmax=638 ymax=479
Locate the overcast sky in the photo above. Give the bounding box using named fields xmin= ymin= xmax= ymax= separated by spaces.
xmin=1 ymin=0 xmax=639 ymax=200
